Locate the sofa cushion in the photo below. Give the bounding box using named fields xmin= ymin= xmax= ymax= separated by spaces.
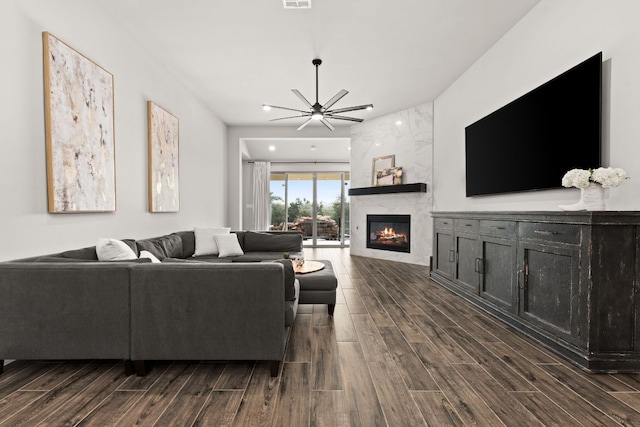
xmin=61 ymin=246 xmax=98 ymax=260
xmin=177 ymin=255 xmax=233 ymax=263
xmin=96 ymin=238 xmax=138 ymax=261
xmin=172 ymin=231 xmax=195 ymax=258
xmin=35 ymin=256 xmax=95 ymax=263
xmin=32 ymin=255 xmax=152 ymax=264
xmin=243 ymin=231 xmax=302 ymax=253
xmin=162 ymin=257 xmax=220 ymax=264
xmin=193 ymin=227 xmax=231 ymax=256
xmin=233 ymin=231 xmax=246 ymax=250
xmin=215 ymin=234 xmax=244 ymax=258
xmin=136 ymin=234 xmax=183 ymax=261
xmin=231 ymin=252 xmax=286 ymax=262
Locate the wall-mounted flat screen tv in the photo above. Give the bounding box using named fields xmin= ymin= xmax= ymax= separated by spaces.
xmin=465 ymin=52 xmax=602 ymax=197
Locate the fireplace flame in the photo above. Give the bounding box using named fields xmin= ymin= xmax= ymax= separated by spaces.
xmin=375 ymin=227 xmax=407 ymax=244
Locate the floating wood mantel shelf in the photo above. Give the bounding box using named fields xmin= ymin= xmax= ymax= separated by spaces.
xmin=348 ymin=183 xmax=427 ymax=196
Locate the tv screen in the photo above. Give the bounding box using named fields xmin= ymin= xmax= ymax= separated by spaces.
xmin=465 ymin=52 xmax=602 ymax=197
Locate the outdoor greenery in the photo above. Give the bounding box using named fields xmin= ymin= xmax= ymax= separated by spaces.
xmin=270 ymin=193 xmax=349 ymax=231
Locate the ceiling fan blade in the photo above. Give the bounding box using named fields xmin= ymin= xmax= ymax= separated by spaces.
xmin=322 ymin=89 xmax=348 ymax=111
xmin=297 ymin=118 xmax=313 ymax=131
xmin=269 ymin=114 xmax=310 ymax=122
xmin=324 ymin=114 xmax=364 ymax=123
xmin=263 ymin=104 xmax=309 ymax=114
xmin=292 ymin=89 xmax=313 ymax=109
xmin=325 ymin=104 xmax=373 ymax=114
xmin=320 ymin=119 xmax=335 ymax=131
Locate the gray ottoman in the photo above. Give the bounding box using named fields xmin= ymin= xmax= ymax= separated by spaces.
xmin=296 ymin=260 xmax=337 ymax=315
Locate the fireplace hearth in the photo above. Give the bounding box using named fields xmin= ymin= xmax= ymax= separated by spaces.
xmin=366 ymin=214 xmax=410 ymax=253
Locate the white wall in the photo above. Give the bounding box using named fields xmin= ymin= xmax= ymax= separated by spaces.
xmin=0 ymin=0 xmax=227 ymax=261
xmin=434 ymin=0 xmax=640 ymax=212
xmin=227 ymin=126 xmax=351 ymax=230
xmin=350 ymin=103 xmax=434 ymax=266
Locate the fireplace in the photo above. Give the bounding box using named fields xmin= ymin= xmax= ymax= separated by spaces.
xmin=366 ymin=214 xmax=410 ymax=253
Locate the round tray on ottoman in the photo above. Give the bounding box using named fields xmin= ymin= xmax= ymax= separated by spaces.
xmin=295 ymin=260 xmax=337 ymax=315
xmin=293 ymin=260 xmax=325 ymax=274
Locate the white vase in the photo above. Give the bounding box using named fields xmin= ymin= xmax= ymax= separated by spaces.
xmin=559 ymin=183 xmax=605 ymax=211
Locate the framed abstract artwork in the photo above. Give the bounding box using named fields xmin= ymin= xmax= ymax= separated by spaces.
xmin=42 ymin=32 xmax=116 ymax=213
xmin=147 ymin=101 xmax=180 ymax=212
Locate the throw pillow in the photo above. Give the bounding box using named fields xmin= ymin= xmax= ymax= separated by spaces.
xmin=215 ymin=234 xmax=244 ymax=258
xmin=139 ymin=250 xmax=161 ymax=263
xmin=193 ymin=227 xmax=231 ymax=256
xmin=96 ymin=238 xmax=138 ymax=261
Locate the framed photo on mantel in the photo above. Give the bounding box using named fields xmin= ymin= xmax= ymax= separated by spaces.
xmin=42 ymin=32 xmax=116 ymax=213
xmin=372 ymin=154 xmax=395 ymax=186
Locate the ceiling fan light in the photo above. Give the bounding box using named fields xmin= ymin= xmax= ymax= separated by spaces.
xmin=366 ymin=105 xmax=373 ymax=111
xmin=311 ymin=112 xmax=323 ymax=120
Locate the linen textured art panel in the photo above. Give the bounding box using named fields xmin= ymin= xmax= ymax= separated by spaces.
xmin=42 ymin=32 xmax=116 ymax=213
xmin=147 ymin=101 xmax=179 ymax=212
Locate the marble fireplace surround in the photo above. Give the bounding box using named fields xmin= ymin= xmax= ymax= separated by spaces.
xmin=349 ymin=102 xmax=433 ymax=266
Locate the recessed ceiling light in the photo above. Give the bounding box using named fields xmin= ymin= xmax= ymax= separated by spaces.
xmin=348 ymin=146 xmax=351 ymax=151
xmin=310 ymin=145 xmax=316 ymax=151
xmin=262 ymin=105 xmax=271 ymax=111
xmin=395 ymin=120 xmax=402 ymax=125
xmin=283 ymin=0 xmax=311 ymax=9
xmin=375 ymin=142 xmax=381 ymax=147
xmin=268 ymin=145 xmax=276 ymax=151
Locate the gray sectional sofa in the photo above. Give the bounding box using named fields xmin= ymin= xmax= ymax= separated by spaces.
xmin=0 ymin=230 xmax=303 ymax=376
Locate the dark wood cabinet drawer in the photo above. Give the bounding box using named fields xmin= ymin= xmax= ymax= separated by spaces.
xmin=480 ymin=220 xmax=516 ymax=238
xmin=434 ymin=217 xmax=453 ymax=230
xmin=454 ymin=219 xmax=479 ymax=232
xmin=518 ymin=222 xmax=581 ymax=245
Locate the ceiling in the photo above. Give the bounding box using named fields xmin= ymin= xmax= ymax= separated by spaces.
xmin=94 ymin=0 xmax=540 ymax=161
xmin=242 ymin=137 xmax=351 ymax=163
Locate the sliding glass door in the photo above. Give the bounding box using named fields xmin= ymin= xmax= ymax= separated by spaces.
xmin=270 ymin=171 xmax=350 ymax=247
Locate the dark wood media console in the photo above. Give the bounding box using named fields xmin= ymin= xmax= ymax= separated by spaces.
xmin=431 ymin=211 xmax=640 ymax=372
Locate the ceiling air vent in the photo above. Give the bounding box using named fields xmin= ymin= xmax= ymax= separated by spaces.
xmin=283 ymin=0 xmax=311 ymax=9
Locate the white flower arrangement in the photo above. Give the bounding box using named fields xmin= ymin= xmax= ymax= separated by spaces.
xmin=562 ymin=167 xmax=628 ymax=188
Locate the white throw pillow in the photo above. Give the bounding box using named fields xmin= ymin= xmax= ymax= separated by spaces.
xmin=215 ymin=234 xmax=244 ymax=258
xmin=139 ymin=250 xmax=161 ymax=263
xmin=193 ymin=227 xmax=231 ymax=256
xmin=96 ymin=238 xmax=137 ymax=261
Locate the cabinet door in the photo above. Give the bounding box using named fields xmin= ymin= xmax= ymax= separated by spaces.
xmin=433 ymin=229 xmax=454 ymax=280
xmin=518 ymin=241 xmax=581 ymax=344
xmin=480 ymin=236 xmax=517 ymax=312
xmin=454 ymin=232 xmax=479 ymax=294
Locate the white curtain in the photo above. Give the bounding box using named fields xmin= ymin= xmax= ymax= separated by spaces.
xmin=252 ymin=161 xmax=271 ymax=230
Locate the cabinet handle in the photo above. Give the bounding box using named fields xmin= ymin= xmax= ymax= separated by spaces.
xmin=442 ymin=221 xmax=449 ymax=225
xmin=491 ymin=226 xmax=506 ymax=230
xmin=517 ymin=270 xmax=524 ymax=289
xmin=534 ymin=230 xmax=557 ymax=236
xmin=448 ymin=249 xmax=455 ymax=262
xmin=465 ymin=223 xmax=473 ymax=227
xmin=474 ymin=258 xmax=483 ymax=273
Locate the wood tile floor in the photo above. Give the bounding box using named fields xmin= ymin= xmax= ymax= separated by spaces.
xmin=2 ymin=248 xmax=640 ymax=425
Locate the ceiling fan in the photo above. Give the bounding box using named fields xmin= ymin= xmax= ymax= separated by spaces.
xmin=262 ymin=58 xmax=373 ymax=131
